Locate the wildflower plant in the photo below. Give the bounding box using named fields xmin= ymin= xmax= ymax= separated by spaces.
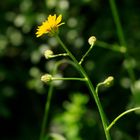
xmin=36 ymin=7 xmax=140 ymax=140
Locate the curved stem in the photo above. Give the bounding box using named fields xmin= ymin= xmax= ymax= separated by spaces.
xmin=39 ymin=59 xmax=77 ymax=140
xmin=95 ymin=83 xmax=104 ymax=96
xmin=107 ymin=107 xmax=140 ymax=131
xmin=56 ymin=35 xmax=111 ymax=140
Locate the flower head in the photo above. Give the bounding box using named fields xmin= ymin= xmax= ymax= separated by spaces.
xmin=36 ymin=14 xmax=64 ymax=37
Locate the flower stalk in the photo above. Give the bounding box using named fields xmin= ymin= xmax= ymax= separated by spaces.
xmin=56 ymin=35 xmax=111 ymax=140
xmin=79 ymin=36 xmax=96 ymax=65
xmin=39 ymin=83 xmax=53 ymax=140
xmin=52 ymin=77 xmax=86 ymax=81
xmin=106 ymin=107 xmax=140 ymax=131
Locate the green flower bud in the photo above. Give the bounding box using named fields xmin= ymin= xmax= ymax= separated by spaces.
xmin=44 ymin=50 xmax=53 ymax=59
xmin=41 ymin=74 xmax=52 ymax=83
xmin=88 ymin=36 xmax=96 ymax=45
xmin=103 ymin=76 xmax=114 ymax=87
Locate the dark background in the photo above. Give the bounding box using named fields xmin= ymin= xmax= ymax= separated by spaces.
xmin=0 ymin=0 xmax=140 ymax=140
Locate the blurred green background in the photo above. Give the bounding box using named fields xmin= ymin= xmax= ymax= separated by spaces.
xmin=0 ymin=0 xmax=140 ymax=140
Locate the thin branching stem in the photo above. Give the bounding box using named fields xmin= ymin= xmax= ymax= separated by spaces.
xmin=56 ymin=35 xmax=111 ymax=140
xmin=49 ymin=53 xmax=68 ymax=59
xmin=79 ymin=43 xmax=94 ymax=65
xmin=107 ymin=107 xmax=140 ymax=131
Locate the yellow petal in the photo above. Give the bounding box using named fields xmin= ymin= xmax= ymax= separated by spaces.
xmin=47 ymin=14 xmax=55 ymax=27
xmin=53 ymin=14 xmax=56 ymax=21
xmin=48 ymin=15 xmax=52 ymax=21
xmin=52 ymin=14 xmax=56 ymax=26
xmin=56 ymin=15 xmax=62 ymax=25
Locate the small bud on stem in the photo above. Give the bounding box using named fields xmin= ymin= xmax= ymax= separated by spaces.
xmin=88 ymin=36 xmax=96 ymax=46
xmin=41 ymin=74 xmax=52 ymax=83
xmin=103 ymin=76 xmax=114 ymax=87
xmin=44 ymin=50 xmax=54 ymax=59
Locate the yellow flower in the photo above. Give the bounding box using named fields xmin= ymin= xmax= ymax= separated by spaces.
xmin=36 ymin=14 xmax=64 ymax=37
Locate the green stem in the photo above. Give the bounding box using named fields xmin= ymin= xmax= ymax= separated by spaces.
xmin=107 ymin=107 xmax=140 ymax=131
xmin=95 ymin=83 xmax=104 ymax=96
xmin=56 ymin=35 xmax=111 ymax=140
xmin=96 ymin=40 xmax=126 ymax=53
xmin=108 ymin=0 xmax=126 ymax=47
xmin=39 ymin=59 xmax=79 ymax=140
xmin=52 ymin=77 xmax=86 ymax=81
xmin=49 ymin=53 xmax=68 ymax=59
xmin=109 ymin=0 xmax=136 ymax=87
xmin=79 ymin=43 xmax=94 ymax=65
xmin=87 ymin=80 xmax=111 ymax=140
xmin=39 ymin=83 xmax=53 ymax=140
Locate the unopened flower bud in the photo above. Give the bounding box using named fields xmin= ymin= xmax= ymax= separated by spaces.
xmin=103 ymin=76 xmax=114 ymax=86
xmin=88 ymin=36 xmax=96 ymax=45
xmin=41 ymin=74 xmax=52 ymax=83
xmin=44 ymin=50 xmax=53 ymax=59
